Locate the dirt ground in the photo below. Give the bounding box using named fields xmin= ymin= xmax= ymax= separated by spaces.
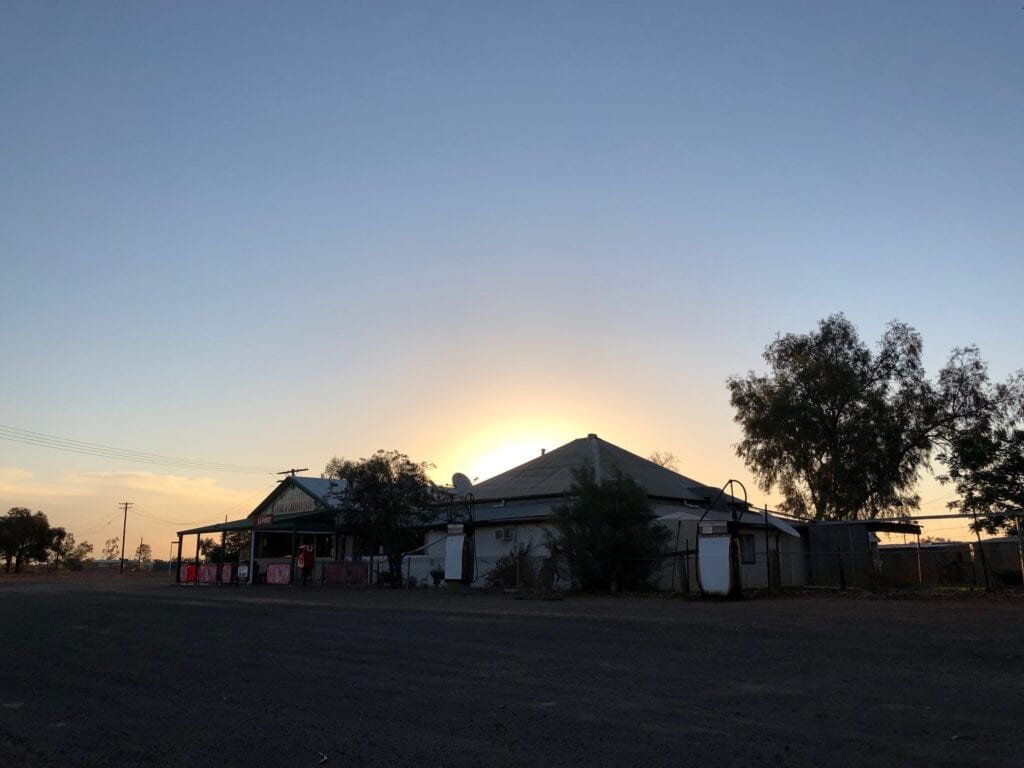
xmin=1 ymin=574 xmax=1021 ymax=767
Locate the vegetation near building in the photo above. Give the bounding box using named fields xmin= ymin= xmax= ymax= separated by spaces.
xmin=549 ymin=467 xmax=669 ymax=592
xmin=324 ymin=450 xmax=439 ymax=588
xmin=937 ymin=363 xmax=1024 ymax=534
xmin=728 ymin=313 xmax=1020 ymax=523
xmin=483 ymin=543 xmax=537 ymax=592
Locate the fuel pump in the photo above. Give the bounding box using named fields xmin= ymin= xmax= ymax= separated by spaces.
xmin=696 ymin=480 xmax=748 ymax=599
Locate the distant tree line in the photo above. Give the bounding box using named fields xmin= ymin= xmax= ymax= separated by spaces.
xmin=0 ymin=507 xmax=94 ymax=573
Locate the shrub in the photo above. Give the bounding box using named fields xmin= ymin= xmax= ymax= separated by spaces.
xmin=549 ymin=467 xmax=668 ymax=591
xmin=429 ymin=562 xmax=445 ymax=586
xmin=484 ymin=544 xmax=536 ymax=591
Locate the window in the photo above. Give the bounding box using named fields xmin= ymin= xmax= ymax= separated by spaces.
xmin=257 ymin=534 xmax=292 ymax=558
xmin=314 ymin=534 xmax=333 ymax=557
xmin=739 ymin=534 xmax=756 ymax=564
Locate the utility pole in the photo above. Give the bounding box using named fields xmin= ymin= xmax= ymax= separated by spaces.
xmin=119 ymin=501 xmax=133 ymax=573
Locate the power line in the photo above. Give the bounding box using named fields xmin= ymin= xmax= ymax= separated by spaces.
xmin=80 ymin=509 xmax=121 ymax=528
xmin=219 ymin=481 xmax=279 ymax=515
xmin=919 ymin=491 xmax=958 ymax=507
xmin=131 ymin=507 xmax=212 ymax=527
xmin=132 ymin=482 xmax=277 ymax=526
xmin=0 ymin=423 xmax=276 ymax=474
xmin=78 ymin=513 xmax=120 ymax=537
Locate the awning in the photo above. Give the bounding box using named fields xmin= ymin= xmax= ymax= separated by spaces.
xmin=176 ymin=507 xmax=338 ymax=537
xmin=656 ymin=509 xmax=802 ymax=538
xmin=766 ymin=516 xmax=801 ymax=538
xmin=176 ymin=517 xmax=252 ymax=536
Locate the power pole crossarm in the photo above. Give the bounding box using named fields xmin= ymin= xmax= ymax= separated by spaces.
xmin=276 ymin=468 xmax=308 ymax=482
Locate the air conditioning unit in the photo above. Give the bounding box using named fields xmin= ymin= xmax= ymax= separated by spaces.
xmin=494 ymin=527 xmax=513 ymax=541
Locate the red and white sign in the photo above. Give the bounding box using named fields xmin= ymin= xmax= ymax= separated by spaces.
xmin=266 ymin=563 xmax=291 ymax=585
xmin=297 ymin=545 xmax=315 ymax=571
xmin=254 ymin=512 xmax=273 ymax=526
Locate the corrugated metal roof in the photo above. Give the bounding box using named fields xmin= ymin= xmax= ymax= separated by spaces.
xmin=176 ymin=517 xmax=253 ymax=536
xmin=176 ymin=506 xmax=340 ymax=536
xmin=464 ymin=434 xmax=730 ymax=505
xmin=469 ymin=499 xmax=555 ymax=524
xmin=765 ymin=515 xmax=801 ymax=538
xmin=791 ymin=519 xmax=922 ymax=535
xmin=177 ymin=476 xmax=349 ymax=535
xmin=656 ymin=507 xmax=801 ymax=537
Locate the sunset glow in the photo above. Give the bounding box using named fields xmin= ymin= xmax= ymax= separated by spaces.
xmin=2 ymin=3 xmax=1020 ymax=552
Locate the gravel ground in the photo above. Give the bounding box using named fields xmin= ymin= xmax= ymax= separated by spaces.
xmin=1 ymin=574 xmax=1022 ymax=767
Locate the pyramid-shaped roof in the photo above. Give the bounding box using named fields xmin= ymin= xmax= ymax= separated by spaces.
xmin=465 ymin=434 xmax=727 ymax=506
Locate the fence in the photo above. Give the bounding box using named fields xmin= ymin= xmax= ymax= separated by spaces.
xmin=365 ymin=553 xmax=564 ymax=590
xmin=175 ymin=539 xmax=1022 ymax=591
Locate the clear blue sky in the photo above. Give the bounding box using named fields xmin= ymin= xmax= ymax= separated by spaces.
xmin=2 ymin=2 xmax=1022 ymax=547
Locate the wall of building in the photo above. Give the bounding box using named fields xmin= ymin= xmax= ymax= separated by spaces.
xmin=260 ymin=486 xmax=319 ymax=517
xmin=422 ymin=516 xmax=810 ymax=592
xmin=653 ymin=518 xmax=807 ymax=592
xmin=737 ymin=530 xmax=809 ymax=590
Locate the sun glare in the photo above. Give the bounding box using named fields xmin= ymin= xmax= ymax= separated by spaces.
xmin=468 ymin=441 xmax=546 ymax=484
xmin=436 ymin=422 xmax=583 ymax=487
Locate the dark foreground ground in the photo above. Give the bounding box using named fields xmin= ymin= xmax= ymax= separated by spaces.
xmin=1 ymin=576 xmax=1022 ymax=768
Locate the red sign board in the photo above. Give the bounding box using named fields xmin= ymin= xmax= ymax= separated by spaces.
xmin=266 ymin=563 xmax=291 ymax=585
xmin=322 ymin=562 xmax=368 ymax=585
xmin=254 ymin=512 xmax=273 ymax=526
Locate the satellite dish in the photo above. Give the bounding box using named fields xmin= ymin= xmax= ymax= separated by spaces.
xmin=452 ymin=472 xmax=473 ymax=494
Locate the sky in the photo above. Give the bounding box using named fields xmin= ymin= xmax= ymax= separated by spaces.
xmin=2 ymin=1 xmax=1022 ymax=553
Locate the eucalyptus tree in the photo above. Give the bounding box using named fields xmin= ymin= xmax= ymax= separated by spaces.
xmin=324 ymin=450 xmax=439 ymax=587
xmin=936 ymin=354 xmax=1024 ymax=534
xmin=728 ymin=314 xmax=935 ymax=520
xmin=0 ymin=508 xmax=52 ymax=572
xmin=729 ymin=314 xmax=1016 ymax=523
